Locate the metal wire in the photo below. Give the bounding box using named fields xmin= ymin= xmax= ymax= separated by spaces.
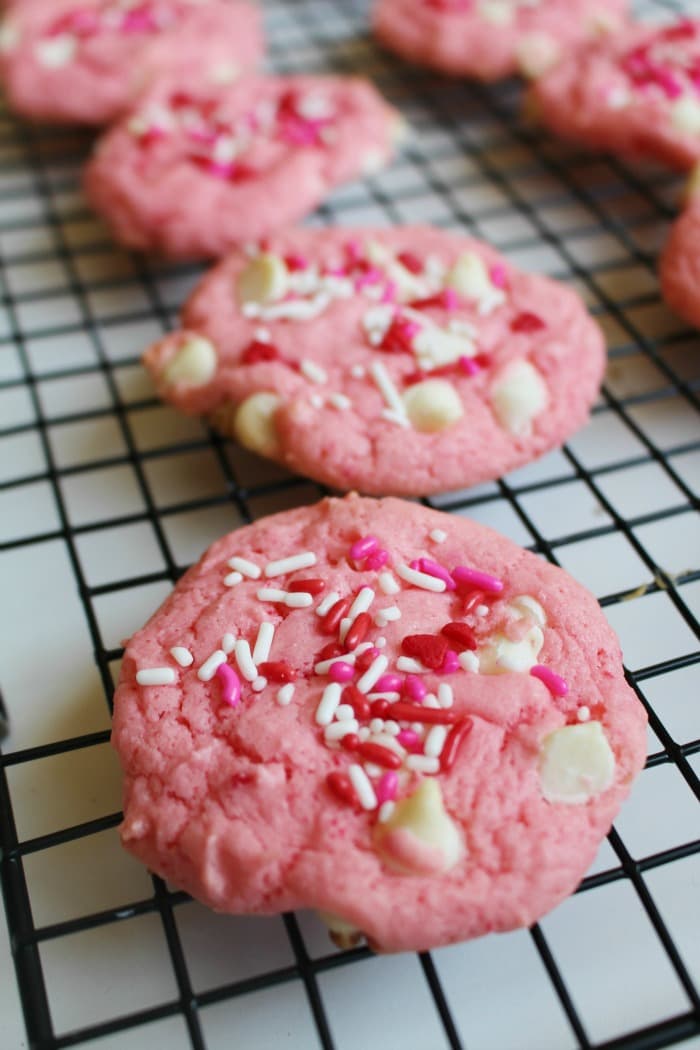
xmin=0 ymin=0 xmax=698 ymax=1047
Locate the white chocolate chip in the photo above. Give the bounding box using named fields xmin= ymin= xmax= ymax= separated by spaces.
xmin=539 ymin=722 xmax=615 ymax=804
xmin=478 ymin=624 xmax=544 ymax=674
xmin=402 ymin=379 xmax=463 ymax=433
xmin=237 ymin=253 xmax=288 ymax=306
xmin=233 ymin=392 xmax=281 ymax=457
xmin=446 ymin=251 xmax=493 ymax=300
xmin=0 ymin=19 xmax=20 ymax=53
xmin=35 ymin=34 xmax=76 ymax=68
xmin=671 ymin=96 xmax=700 ymax=135
xmin=490 ymin=359 xmax=548 ymax=436
xmin=317 ymin=912 xmax=364 ymax=949
xmin=412 ymin=324 xmax=475 ymax=370
xmin=510 ymin=594 xmax=546 ymax=627
xmin=373 ymin=779 xmax=464 ymax=875
xmin=516 ymin=34 xmax=561 ymax=79
xmin=480 ymin=0 xmax=513 ymax=24
xmin=162 ymin=336 xmax=217 ymax=388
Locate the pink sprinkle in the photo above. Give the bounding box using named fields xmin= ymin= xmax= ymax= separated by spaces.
xmin=402 ymin=320 xmax=421 ymax=339
xmin=350 ymin=535 xmax=379 ymax=560
xmin=404 ymin=675 xmax=427 ymax=702
xmin=443 ymin=287 xmax=459 ymax=310
xmin=380 ymin=281 xmax=397 ymax=304
xmin=375 ymin=673 xmax=404 ymax=693
xmin=397 ymin=729 xmax=421 ymax=749
xmin=531 ymin=665 xmax=569 ymax=697
xmin=365 ymin=549 xmax=389 ymax=570
xmin=286 ymin=253 xmax=308 ymax=271
xmin=452 ymin=565 xmax=504 ymax=594
xmin=329 ymin=661 xmax=355 ymax=683
xmin=440 ymin=650 xmax=459 ymax=674
xmin=418 ymin=558 xmax=456 ymax=591
xmin=458 ymin=355 xmax=480 ymax=377
xmin=216 ymin=664 xmax=241 ymax=707
xmin=490 ymin=263 xmax=508 ymax=289
xmin=376 ymin=771 xmax=399 ymax=804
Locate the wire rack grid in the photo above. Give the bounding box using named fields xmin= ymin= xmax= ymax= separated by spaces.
xmin=0 ymin=0 xmax=698 ymax=1048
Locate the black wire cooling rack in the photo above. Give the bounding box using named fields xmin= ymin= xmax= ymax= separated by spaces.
xmin=1 ymin=0 xmax=699 ymax=1047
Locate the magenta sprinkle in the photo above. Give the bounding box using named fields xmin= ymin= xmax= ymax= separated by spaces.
xmin=365 ymin=549 xmax=389 ymax=570
xmin=531 ymin=665 xmax=569 ymax=698
xmin=452 ymin=565 xmax=504 ymax=594
xmin=286 ymin=253 xmax=308 ymax=271
xmin=440 ymin=650 xmax=459 ymax=674
xmin=376 ymin=771 xmax=399 ymax=805
xmin=381 ymin=280 xmax=398 ymax=304
xmin=374 ymin=673 xmax=404 ymax=693
xmin=418 ymin=558 xmax=456 ymax=591
xmin=443 ymin=287 xmax=459 ymax=310
xmin=490 ymin=263 xmax=508 ymax=289
xmin=216 ymin=663 xmax=241 ymax=707
xmin=397 ymin=729 xmax=420 ymax=750
xmin=329 ymin=661 xmax=355 ymax=684
xmin=404 ymin=675 xmax=427 ymax=702
xmin=350 ymin=535 xmax=379 ymax=560
xmin=458 ymin=355 xmax=480 ymax=377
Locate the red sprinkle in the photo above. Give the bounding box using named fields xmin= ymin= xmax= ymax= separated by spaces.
xmin=463 ymin=590 xmax=488 ymax=616
xmin=321 ymin=596 xmax=352 ymax=634
xmin=355 ymin=742 xmax=402 ymax=769
xmin=440 ymin=718 xmax=474 ymax=772
xmin=316 ymin=642 xmax=343 ymax=664
xmin=401 ymin=634 xmax=449 ymax=670
xmin=344 ymin=611 xmax=372 ymax=651
xmin=342 ymin=685 xmax=371 ymax=721
xmin=510 ymin=312 xmax=546 ymax=334
xmin=258 ymin=661 xmax=296 ymax=683
xmin=289 ymin=578 xmax=325 ymax=594
xmin=441 ymin=622 xmax=477 ymax=651
xmin=340 ymin=733 xmax=360 ymax=752
xmin=370 ymin=699 xmax=390 ymax=718
xmin=356 ymin=648 xmax=380 ymax=672
xmin=397 ymin=250 xmax=423 ymax=274
xmin=241 ymin=340 xmax=281 ymax=364
xmin=390 ymin=702 xmax=459 ymax=725
xmin=326 ymin=771 xmax=357 ymax=806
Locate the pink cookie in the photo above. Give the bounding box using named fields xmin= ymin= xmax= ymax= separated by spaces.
xmin=372 ymin=0 xmax=627 ymax=81
xmin=84 ymin=76 xmax=403 ymax=259
xmin=112 ymin=494 xmax=647 ymax=953
xmin=660 ymin=196 xmax=700 ymax=328
xmin=0 ymin=0 xmax=263 ymax=126
xmin=532 ymin=19 xmax=700 ymax=171
xmin=142 ymin=226 xmax=605 ymax=496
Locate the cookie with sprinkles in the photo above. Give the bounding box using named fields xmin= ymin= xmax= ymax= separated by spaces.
xmin=83 ymin=76 xmax=404 ymax=258
xmin=372 ymin=0 xmax=627 ymax=81
xmin=142 ymin=225 xmax=605 ymax=495
xmin=0 ymin=0 xmax=262 ymax=126
xmin=112 ymin=494 xmax=646 ymax=953
xmin=531 ymin=18 xmax=700 ymax=170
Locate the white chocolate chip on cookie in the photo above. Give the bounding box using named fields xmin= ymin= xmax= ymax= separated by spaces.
xmin=233 ymin=392 xmax=281 ymax=457
xmin=373 ymin=778 xmax=464 ymax=875
xmin=402 ymin=379 xmax=464 ymax=432
xmin=237 ymin=253 xmax=289 ymax=306
xmin=162 ymin=335 xmax=217 ymax=388
xmin=671 ymin=96 xmax=700 ymax=135
xmin=446 ymin=251 xmax=493 ymax=300
xmin=490 ymin=359 xmax=548 ymax=436
xmin=540 ymin=722 xmax=615 ymax=804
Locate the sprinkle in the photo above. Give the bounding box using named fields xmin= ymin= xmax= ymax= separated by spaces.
xmin=425 ymin=725 xmax=449 ymax=758
xmin=316 ymin=591 xmax=340 ymax=616
xmin=390 ymin=702 xmax=458 ymax=725
xmin=310 ymin=394 xmax=323 ymax=409
xmin=397 ymin=656 xmax=427 ymax=673
xmin=169 ymin=647 xmax=193 ymax=667
xmin=437 ymin=683 xmax=453 ymax=708
xmin=374 ymin=605 xmax=401 ymax=627
xmin=350 ymin=535 xmax=380 ymax=561
xmin=378 ymin=800 xmax=396 ymax=822
xmin=326 ymin=771 xmax=357 ymax=806
xmin=345 ymin=611 xmax=372 ymax=650
xmin=226 ymin=559 xmax=259 ymax=584
xmin=441 ymin=621 xmax=477 ymax=650
xmin=316 ymin=682 xmax=343 ymax=725
xmin=335 ymin=704 xmax=355 ymax=721
xmin=325 ymin=719 xmax=359 ymax=742
xmin=401 ymin=633 xmax=448 ymax=670
xmin=348 ymin=764 xmax=378 ymax=810
xmin=136 ymin=667 xmax=176 ymax=686
xmin=301 ymin=359 xmax=328 ymax=384
xmin=348 ymin=587 xmax=375 ymax=621
xmin=490 ymin=263 xmax=508 ymax=289
xmin=531 ymin=665 xmax=569 ymax=697
xmin=370 ymin=360 xmax=407 ymax=420
xmin=258 ymin=660 xmax=296 ymax=682
xmin=264 ymin=551 xmax=317 ymax=577
xmin=355 ymin=741 xmax=402 ymax=769
xmin=367 ymin=692 xmax=400 ymax=702
xmin=252 ymin=622 xmax=275 ymax=664
xmin=396 ymin=563 xmax=447 ymax=592
xmin=397 ymin=729 xmax=420 ymax=749
xmin=417 ymin=557 xmax=455 ymax=590
xmin=224 ymin=571 xmax=243 ymax=587
xmin=378 ymin=571 xmax=400 ymax=595
xmin=289 ymin=578 xmax=325 ymax=594
xmin=370 ymin=717 xmax=385 ymax=734
xmin=234 ymin=639 xmax=258 ymax=682
xmin=216 ymin=664 xmax=241 ymax=707
xmin=328 ymin=661 xmax=355 ymax=683
xmin=384 ymin=720 xmax=400 ymax=735
xmin=356 ymin=654 xmax=389 ymax=694
xmin=404 ymin=674 xmax=427 ymax=701
xmin=577 ymin=706 xmax=591 ymax=723
xmin=375 ymin=673 xmax=403 ymax=693
xmin=441 ymin=649 xmax=459 ymax=674
xmin=257 ymin=587 xmax=287 ymax=602
xmin=405 ymin=755 xmax=440 ymax=774
xmin=342 ymin=685 xmax=371 ymax=721
xmin=423 ymin=693 xmax=441 ymax=709
xmin=277 ymin=683 xmax=295 ymax=706
xmin=252 ymin=676 xmax=267 ymax=692
xmin=329 ymin=393 xmax=351 ymax=411
xmin=452 ymin=566 xmax=504 ymax=594
xmin=381 ymin=408 xmax=410 ymax=428
xmin=350 ymin=364 xmax=366 ymax=379
xmin=321 ymin=596 xmax=352 ymax=633
xmin=365 ymin=549 xmax=390 ymax=570
xmin=221 ymin=633 xmax=237 ymax=654
xmin=315 ymin=652 xmax=357 ymax=675
xmin=440 ymin=718 xmax=473 ymax=772
xmin=257 ymin=587 xmax=313 ymax=607
xmin=430 ymin=529 xmax=447 ymax=544
xmin=459 ymin=651 xmax=480 ymax=673
xmin=197 ymin=650 xmax=227 ymax=682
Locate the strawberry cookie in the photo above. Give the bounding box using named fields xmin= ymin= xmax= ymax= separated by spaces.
xmin=372 ymin=0 xmax=627 ymax=81
xmin=142 ymin=226 xmax=605 ymax=495
xmin=532 ymin=18 xmax=700 ymax=170
xmin=112 ymin=494 xmax=647 ymax=953
xmin=84 ymin=76 xmax=404 ymax=258
xmin=0 ymin=0 xmax=262 ymax=126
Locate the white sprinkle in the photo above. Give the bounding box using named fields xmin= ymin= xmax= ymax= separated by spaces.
xmin=396 ymin=656 xmax=427 ymax=673
xmin=384 ymin=720 xmax=400 ymax=735
xmin=316 ymin=591 xmax=340 ymax=616
xmin=277 ymin=683 xmax=295 ymax=706
xmin=169 ymin=647 xmax=193 ymax=667
xmin=358 ymin=727 xmax=371 ymax=742
xmin=367 ymin=692 xmax=400 ymax=702
xmin=375 ymin=636 xmax=387 ymax=648
xmin=370 ymin=360 xmax=407 ymax=421
xmin=430 ymin=529 xmax=447 ymax=544
xmin=227 ymin=556 xmax=261 ymax=579
xmin=310 ymin=394 xmax=324 ymax=409
xmin=406 ymin=754 xmax=440 ymax=774
xmin=357 ymin=654 xmax=388 ymax=694
xmin=423 ymin=693 xmax=441 ymax=709
xmin=577 ymin=705 xmax=591 ymax=723
xmin=329 ymin=393 xmax=351 ymax=411
xmin=348 ymin=586 xmax=375 ymax=621
xmin=252 ymin=621 xmax=274 ymax=664
xmin=459 ymin=651 xmax=480 ymax=673
xmin=316 ymin=682 xmax=342 ymax=725
xmin=335 ymin=704 xmax=355 ymax=721
xmin=354 ymin=641 xmax=375 ymax=655
xmin=364 ymin=761 xmax=383 ymax=778
xmin=252 ymin=676 xmax=267 ymax=693
xmin=254 ymin=327 xmax=271 ymax=343
xmin=396 ymin=562 xmax=447 ymax=592
xmin=424 ymin=725 xmax=448 ymax=758
xmin=315 ymin=651 xmax=356 ymax=675
xmin=381 ymin=408 xmax=410 ymax=428
xmin=370 ymin=718 xmax=385 ymax=734
xmin=285 ymin=591 xmax=314 ymax=608
xmin=374 ymin=605 xmax=401 ymax=627
xmin=197 ymin=650 xmax=227 ymax=682
xmin=325 ymin=719 xmax=359 ymax=742
xmin=437 ymin=683 xmax=453 ymax=708
xmin=264 ymin=551 xmax=317 ymax=577
xmin=476 ymin=604 xmax=489 ymax=617
xmin=224 ymin=571 xmax=243 ymax=587
xmin=350 ymin=364 xmax=366 ymax=379
xmin=257 ymin=587 xmax=287 ymax=602
xmin=35 ymin=33 xmax=76 ymax=68
xmin=136 ymin=667 xmax=176 ymax=686
xmin=222 ymin=632 xmax=237 ymax=654
xmin=378 ymin=800 xmax=396 ymax=823
xmin=301 ymin=359 xmax=328 ymax=384
xmin=348 ymin=764 xmax=378 ymax=810
xmin=378 ymin=571 xmax=400 ymax=595
xmin=234 ymin=639 xmax=258 ymax=682
xmin=338 ymin=616 xmax=352 ymax=644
